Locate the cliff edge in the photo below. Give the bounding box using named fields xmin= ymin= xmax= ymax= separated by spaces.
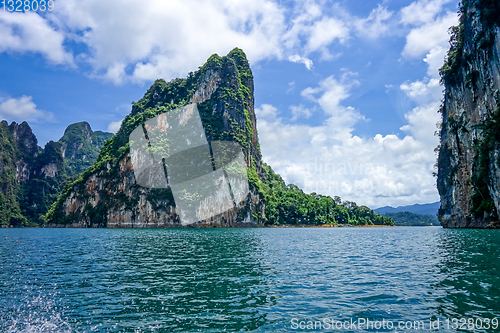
xmin=46 ymin=48 xmax=265 ymax=227
xmin=437 ymin=0 xmax=500 ymax=228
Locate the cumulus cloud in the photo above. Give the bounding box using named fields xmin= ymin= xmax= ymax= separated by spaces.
xmin=0 ymin=0 xmax=363 ymax=81
xmin=255 ymin=104 xmax=279 ymax=121
xmin=400 ymin=0 xmax=458 ymax=81
xmin=301 ymin=74 xmax=363 ymax=137
xmin=400 ymin=0 xmax=452 ymax=25
xmin=305 ymin=18 xmax=349 ymax=54
xmin=400 ymin=78 xmax=442 ymax=105
xmin=0 ymin=96 xmax=54 ymax=122
xmin=398 ymin=0 xmax=454 ymax=155
xmin=402 ymin=11 xmax=457 ymax=59
xmin=255 ymin=0 xmax=456 ymax=207
xmin=0 ymin=1 xmax=417 ymax=82
xmin=399 ymin=81 xmax=442 ymax=148
xmin=282 ymin=2 xmax=349 ymax=61
xmin=256 ymin=74 xmax=440 ymax=208
xmin=53 ymin=0 xmax=286 ymax=82
xmin=0 ymin=0 xmax=455 ymax=208
xmin=423 ymin=45 xmax=448 ymax=78
xmin=0 ymin=12 xmax=73 ymax=65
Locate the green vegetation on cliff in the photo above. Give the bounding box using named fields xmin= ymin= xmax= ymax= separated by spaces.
xmin=440 ymin=0 xmax=500 ymax=85
xmin=438 ymin=0 xmax=500 ymax=226
xmin=59 ymin=122 xmax=113 ymax=177
xmin=46 ymin=48 xmax=261 ymax=225
xmin=19 ymin=140 xmax=65 ymax=225
xmin=471 ymin=108 xmax=500 ymax=218
xmin=0 ymin=120 xmax=111 ymax=227
xmin=0 ymin=121 xmax=28 ymax=226
xmin=46 ymin=48 xmax=393 ymax=227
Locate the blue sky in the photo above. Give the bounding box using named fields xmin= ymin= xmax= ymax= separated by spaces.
xmin=0 ymin=0 xmax=459 ymax=208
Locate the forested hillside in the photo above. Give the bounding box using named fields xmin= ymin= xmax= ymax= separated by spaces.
xmin=0 ymin=121 xmax=111 ymax=226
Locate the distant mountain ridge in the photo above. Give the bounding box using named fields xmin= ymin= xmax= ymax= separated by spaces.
xmin=381 ymin=212 xmax=439 ymax=227
xmin=375 ymin=202 xmax=440 ymax=216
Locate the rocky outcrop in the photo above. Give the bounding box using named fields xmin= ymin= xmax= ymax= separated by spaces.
xmin=46 ymin=48 xmax=266 ymax=227
xmin=437 ymin=0 xmax=500 ymax=228
xmin=10 ymin=121 xmax=40 ymax=183
xmin=45 ymin=48 xmax=396 ymax=228
xmin=58 ymin=121 xmax=113 ymax=176
xmin=0 ymin=121 xmax=30 ymax=226
xmin=0 ymin=120 xmax=112 ymax=226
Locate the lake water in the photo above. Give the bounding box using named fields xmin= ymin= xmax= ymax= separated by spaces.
xmin=0 ymin=227 xmax=499 ymax=332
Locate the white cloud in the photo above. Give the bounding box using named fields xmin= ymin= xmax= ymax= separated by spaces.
xmin=354 ymin=5 xmax=394 ymax=39
xmin=39 ymin=0 xmax=355 ymax=81
xmin=53 ymin=0 xmax=286 ymax=82
xmin=107 ymin=120 xmax=123 ymax=133
xmin=301 ymin=75 xmax=363 ymax=137
xmin=400 ymin=78 xmax=442 ymax=105
xmin=0 ymin=1 xmax=412 ymax=83
xmin=0 ymin=1 xmax=454 ymax=208
xmin=288 ymin=55 xmax=313 ymax=70
xmin=400 ymin=0 xmax=451 ymax=25
xmin=0 ymin=12 xmax=73 ymax=65
xmin=290 ymin=104 xmax=313 ymax=120
xmin=282 ymin=3 xmax=349 ymax=61
xmin=397 ymin=0 xmax=453 ymax=147
xmin=402 ymin=11 xmax=457 ymax=59
xmin=281 ymin=2 xmax=325 ymax=50
xmin=400 ymin=101 xmax=441 ymax=143
xmin=305 ymin=18 xmax=349 ymax=53
xmin=0 ymin=96 xmax=54 ymax=122
xmin=255 ymin=104 xmax=279 ymax=121
xmin=399 ymin=78 xmax=442 ymax=146
xmin=256 ymin=76 xmax=440 ymax=208
xmin=398 ymin=0 xmax=454 ymax=142
xmin=423 ymin=45 xmax=447 ymax=78
xmin=391 ymin=0 xmax=454 ymax=206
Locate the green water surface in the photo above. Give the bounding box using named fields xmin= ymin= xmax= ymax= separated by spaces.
xmin=0 ymin=227 xmax=499 ymax=332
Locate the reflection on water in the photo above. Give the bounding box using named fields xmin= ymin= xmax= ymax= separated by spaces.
xmin=0 ymin=227 xmax=499 ymax=332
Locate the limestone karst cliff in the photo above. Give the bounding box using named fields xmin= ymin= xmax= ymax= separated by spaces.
xmin=437 ymin=0 xmax=500 ymax=228
xmin=0 ymin=120 xmax=111 ymax=226
xmin=46 ymin=48 xmax=394 ymax=228
xmin=46 ymin=48 xmax=265 ymax=227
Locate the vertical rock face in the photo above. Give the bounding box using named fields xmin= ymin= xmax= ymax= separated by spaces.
xmin=0 ymin=121 xmax=31 ymax=226
xmin=46 ymin=48 xmax=265 ymax=227
xmin=437 ymin=0 xmax=500 ymax=228
xmin=58 ymin=122 xmax=113 ymax=176
xmin=10 ymin=121 xmax=39 ymax=183
xmin=0 ymin=120 xmax=112 ymax=226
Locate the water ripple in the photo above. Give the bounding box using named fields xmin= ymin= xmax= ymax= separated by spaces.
xmin=0 ymin=228 xmax=499 ymax=332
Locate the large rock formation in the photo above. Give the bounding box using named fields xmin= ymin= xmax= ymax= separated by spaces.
xmin=46 ymin=49 xmax=265 ymax=227
xmin=437 ymin=0 xmax=500 ymax=228
xmin=0 ymin=120 xmax=112 ymax=226
xmin=58 ymin=122 xmax=113 ymax=176
xmin=45 ymin=48 xmax=395 ymax=228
